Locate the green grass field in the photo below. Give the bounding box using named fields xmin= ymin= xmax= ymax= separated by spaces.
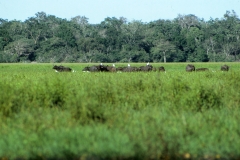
xmin=0 ymin=62 xmax=240 ymax=160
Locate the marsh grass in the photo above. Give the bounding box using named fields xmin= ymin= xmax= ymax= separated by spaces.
xmin=0 ymin=63 xmax=240 ymax=159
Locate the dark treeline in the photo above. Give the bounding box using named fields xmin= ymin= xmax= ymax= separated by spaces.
xmin=0 ymin=10 xmax=240 ymax=63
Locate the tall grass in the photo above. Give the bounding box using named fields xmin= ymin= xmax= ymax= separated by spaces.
xmin=0 ymin=63 xmax=239 ymax=159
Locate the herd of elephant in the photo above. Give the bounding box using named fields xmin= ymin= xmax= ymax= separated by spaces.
xmin=186 ymin=64 xmax=229 ymax=72
xmin=82 ymin=63 xmax=165 ymax=72
xmin=52 ymin=63 xmax=230 ymax=73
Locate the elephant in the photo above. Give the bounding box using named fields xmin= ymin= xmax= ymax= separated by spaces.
xmin=186 ymin=64 xmax=195 ymax=72
xmin=196 ymin=68 xmax=209 ymax=72
xmin=53 ymin=65 xmax=72 ymax=72
xmin=221 ymin=64 xmax=229 ymax=71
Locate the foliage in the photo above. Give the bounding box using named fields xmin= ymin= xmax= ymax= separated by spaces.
xmin=1 ymin=11 xmax=240 ymax=63
xmin=0 ymin=63 xmax=240 ymax=159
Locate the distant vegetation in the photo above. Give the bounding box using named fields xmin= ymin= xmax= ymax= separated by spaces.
xmin=0 ymin=63 xmax=240 ymax=159
xmin=0 ymin=10 xmax=240 ymax=63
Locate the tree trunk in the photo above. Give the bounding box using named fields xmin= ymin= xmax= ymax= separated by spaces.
xmin=163 ymin=51 xmax=166 ymax=63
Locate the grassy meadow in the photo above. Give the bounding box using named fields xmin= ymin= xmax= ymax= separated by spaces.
xmin=0 ymin=62 xmax=240 ymax=160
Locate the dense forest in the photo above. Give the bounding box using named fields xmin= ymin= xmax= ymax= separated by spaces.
xmin=0 ymin=10 xmax=240 ymax=63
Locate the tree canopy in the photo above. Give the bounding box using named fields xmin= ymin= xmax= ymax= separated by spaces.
xmin=0 ymin=11 xmax=240 ymax=63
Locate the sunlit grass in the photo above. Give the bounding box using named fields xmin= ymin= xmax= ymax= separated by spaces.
xmin=0 ymin=62 xmax=240 ymax=159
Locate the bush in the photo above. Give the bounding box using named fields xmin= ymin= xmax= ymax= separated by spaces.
xmin=0 ymin=63 xmax=240 ymax=159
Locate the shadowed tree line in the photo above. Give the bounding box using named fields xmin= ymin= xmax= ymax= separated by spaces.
xmin=0 ymin=10 xmax=240 ymax=63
